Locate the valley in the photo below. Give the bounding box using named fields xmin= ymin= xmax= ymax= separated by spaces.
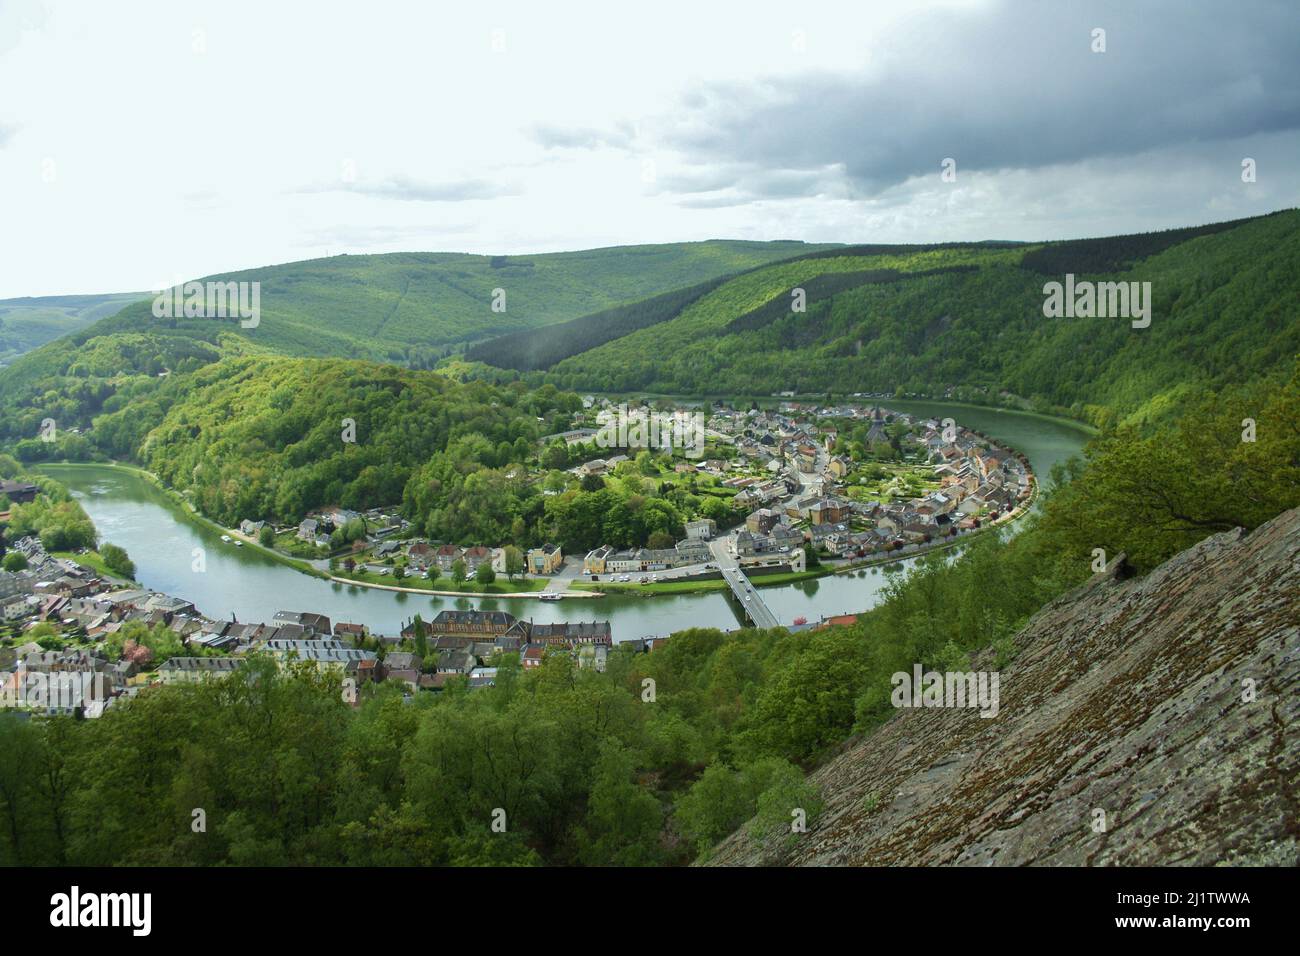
xmin=1 ymin=211 xmax=1295 ymax=871
xmin=33 ymin=397 xmax=1088 ymax=637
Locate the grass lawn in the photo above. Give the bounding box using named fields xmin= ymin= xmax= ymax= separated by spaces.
xmin=52 ymin=549 xmax=132 ymax=580
xmin=747 ymin=569 xmax=826 ymax=587
xmin=574 ymin=566 xmax=825 ymax=596
xmin=698 ymin=485 xmax=739 ymax=498
xmin=272 ymin=531 xmax=325 ymax=559
xmin=844 ymin=460 xmax=941 ymax=500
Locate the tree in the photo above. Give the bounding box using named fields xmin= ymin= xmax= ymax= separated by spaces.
xmin=1 ymin=553 xmax=26 ymax=572
xmin=122 ymin=639 xmax=154 ymax=667
xmin=672 ymin=764 xmax=752 ymax=856
xmin=647 ymin=530 xmax=675 ymax=550
xmin=503 ymin=546 xmax=525 ymax=581
xmin=541 ymin=441 xmax=569 ymax=471
xmin=451 ymin=559 xmax=467 ymax=588
xmin=475 ymin=562 xmax=496 ymax=587
xmin=0 ymin=715 xmax=45 ymax=864
xmin=577 ymin=741 xmax=664 ymax=866
xmin=99 ymin=542 xmax=135 ymax=579
xmin=258 ymin=525 xmax=275 ymax=548
xmin=411 ymin=614 xmax=429 ymax=661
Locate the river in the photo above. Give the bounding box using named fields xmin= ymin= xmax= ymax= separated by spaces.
xmin=37 ymin=403 xmax=1090 ymax=642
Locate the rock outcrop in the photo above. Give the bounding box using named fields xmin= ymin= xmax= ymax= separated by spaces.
xmin=707 ymin=509 xmax=1300 ymax=866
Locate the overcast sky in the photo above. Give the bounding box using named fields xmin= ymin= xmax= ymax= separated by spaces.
xmin=1 ymin=0 xmax=1297 ymax=296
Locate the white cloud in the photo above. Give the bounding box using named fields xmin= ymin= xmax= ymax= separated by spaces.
xmin=0 ymin=0 xmax=1294 ymax=296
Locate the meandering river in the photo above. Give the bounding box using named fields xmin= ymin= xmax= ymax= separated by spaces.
xmin=38 ymin=403 xmax=1090 ymax=642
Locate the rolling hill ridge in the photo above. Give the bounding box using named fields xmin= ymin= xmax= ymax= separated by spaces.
xmin=513 ymin=210 xmax=1300 ymax=427
xmin=0 ymin=240 xmax=835 ymax=443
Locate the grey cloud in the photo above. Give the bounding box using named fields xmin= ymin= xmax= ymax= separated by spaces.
xmin=529 ymin=121 xmax=636 ymax=151
xmin=658 ymin=164 xmax=851 ymax=207
xmin=298 ymin=175 xmax=515 ymax=203
xmin=345 ymin=176 xmax=512 ymax=202
xmin=657 ymin=0 xmax=1300 ymax=198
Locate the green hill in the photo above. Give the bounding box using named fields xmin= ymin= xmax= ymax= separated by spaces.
xmin=3 ymin=212 xmax=1296 ymax=447
xmin=531 ymin=211 xmax=1300 ymax=427
xmin=183 ymin=241 xmax=837 ymax=361
xmin=0 ymin=240 xmax=835 ymax=443
xmin=0 ymin=292 xmax=146 ymax=367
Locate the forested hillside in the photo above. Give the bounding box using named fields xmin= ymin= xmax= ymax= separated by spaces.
xmin=90 ymin=357 xmax=581 ymax=528
xmin=0 ymin=240 xmax=832 ymax=446
xmin=0 ymin=239 xmax=827 ymax=373
xmin=2 ymin=359 xmax=1294 ymax=867
xmin=531 ymin=210 xmax=1299 ymax=427
xmin=0 ymin=240 xmax=832 ymax=447
xmin=0 ymin=292 xmax=145 ymax=367
xmin=464 ymin=276 xmax=731 ymax=371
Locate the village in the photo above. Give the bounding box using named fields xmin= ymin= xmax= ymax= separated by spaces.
xmin=573 ymin=397 xmax=1034 ymax=584
xmin=0 ymin=525 xmax=630 ymax=718
xmin=248 ymin=397 xmax=1034 ymax=599
xmin=0 ymin=398 xmax=1033 ymax=720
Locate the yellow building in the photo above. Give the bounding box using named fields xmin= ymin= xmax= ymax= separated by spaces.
xmin=583 ymin=545 xmax=612 ymax=574
xmin=529 ymin=543 xmax=563 ymax=575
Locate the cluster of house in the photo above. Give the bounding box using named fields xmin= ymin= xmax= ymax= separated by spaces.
xmin=239 ymin=499 xmax=569 ymax=582
xmin=359 ymin=539 xmax=563 ymax=578
xmin=0 ymin=535 xmax=615 ymax=717
xmin=397 ymin=609 xmax=615 ymax=684
xmin=0 ymin=556 xmax=385 ymax=716
xmin=557 ymin=399 xmax=1032 ymax=572
xmin=581 ymin=518 xmax=717 ymax=575
xmin=722 ymin=409 xmax=1032 ymax=558
xmin=1 ymin=536 xmax=107 ymax=610
xmin=244 ymin=505 xmax=406 ymax=551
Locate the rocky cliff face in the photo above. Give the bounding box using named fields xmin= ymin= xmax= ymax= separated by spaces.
xmin=707 ymin=509 xmax=1300 ymax=866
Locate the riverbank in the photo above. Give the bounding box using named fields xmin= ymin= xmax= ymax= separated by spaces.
xmin=33 ymin=410 xmax=1045 ymax=607
xmin=38 ymin=460 xmax=603 ymax=604
xmin=884 ymin=398 xmax=1100 ymax=437
xmin=573 ymin=516 xmax=1022 ymax=598
xmin=326 ymin=573 xmax=600 ymax=599
xmin=575 ymin=462 xmax=1040 ymax=598
xmin=38 ymin=460 xmax=333 ymax=580
xmin=34 ymin=407 xmax=1086 ymax=638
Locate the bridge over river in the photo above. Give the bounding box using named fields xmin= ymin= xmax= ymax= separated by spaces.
xmin=719 ymin=566 xmax=780 ymax=629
